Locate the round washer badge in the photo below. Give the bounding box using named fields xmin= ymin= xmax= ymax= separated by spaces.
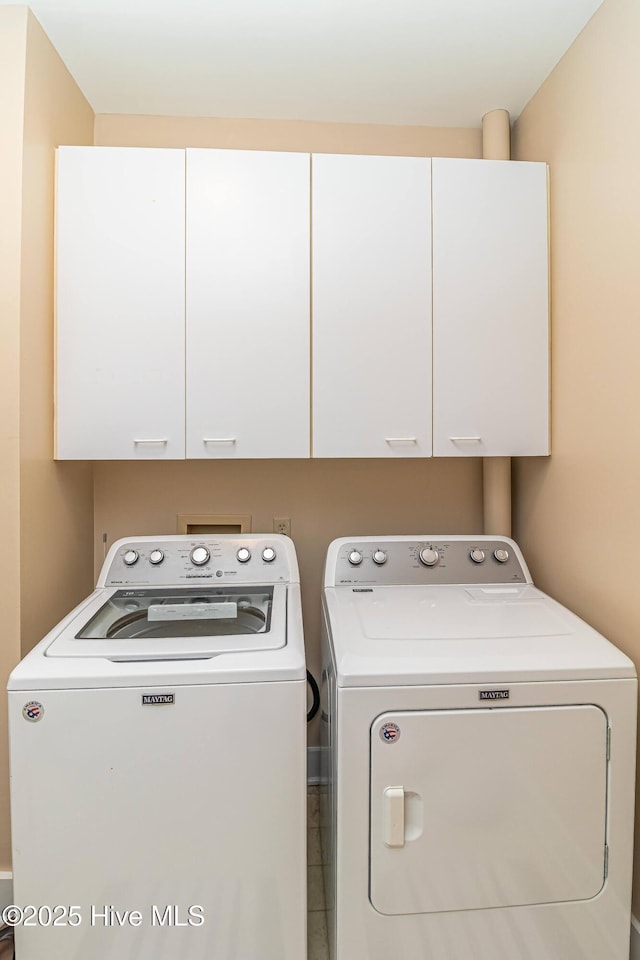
xmin=23 ymin=700 xmax=44 ymax=722
xmin=380 ymin=722 xmax=400 ymax=743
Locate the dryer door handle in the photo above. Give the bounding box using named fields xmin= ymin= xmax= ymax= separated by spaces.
xmin=383 ymin=786 xmax=405 ymax=847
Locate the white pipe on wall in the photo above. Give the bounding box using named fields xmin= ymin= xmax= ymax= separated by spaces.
xmin=481 ymin=108 xmax=512 ymax=537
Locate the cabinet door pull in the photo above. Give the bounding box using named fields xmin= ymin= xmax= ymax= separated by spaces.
xmin=203 ymin=437 xmax=237 ymax=445
xmin=133 ymin=438 xmax=168 ymax=445
xmin=385 ymin=437 xmax=418 ymax=445
xmin=449 ymin=436 xmax=482 ymax=443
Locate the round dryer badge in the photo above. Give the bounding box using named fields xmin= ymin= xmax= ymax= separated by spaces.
xmin=380 ymin=722 xmax=400 ymax=743
xmin=22 ymin=701 xmax=44 ymax=722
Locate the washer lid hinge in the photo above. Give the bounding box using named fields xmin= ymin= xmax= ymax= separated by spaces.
xmin=604 ymin=844 xmax=609 ymax=879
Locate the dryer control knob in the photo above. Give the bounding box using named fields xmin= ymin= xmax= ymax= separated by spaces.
xmin=262 ymin=547 xmax=277 ymax=563
xmin=494 ymin=548 xmax=510 ymax=563
xmin=237 ymin=547 xmax=251 ymax=563
xmin=372 ymin=549 xmax=387 ymax=565
xmin=123 ymin=549 xmax=139 ymax=566
xmin=470 ymin=549 xmax=485 ymax=564
xmin=348 ymin=550 xmax=363 ymax=566
xmin=149 ymin=549 xmax=164 ymax=565
xmin=190 ymin=546 xmax=210 ymax=566
xmin=419 ymin=547 xmax=439 ymax=567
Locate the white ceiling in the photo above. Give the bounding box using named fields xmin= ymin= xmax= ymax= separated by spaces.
xmin=8 ymin=0 xmax=604 ymax=125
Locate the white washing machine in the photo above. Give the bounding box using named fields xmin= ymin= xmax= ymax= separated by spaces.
xmin=8 ymin=534 xmax=306 ymax=960
xmin=321 ymin=535 xmax=637 ymax=960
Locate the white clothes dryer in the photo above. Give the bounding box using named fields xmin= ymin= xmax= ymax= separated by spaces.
xmin=8 ymin=534 xmax=306 ymax=960
xmin=321 ymin=535 xmax=636 ymax=960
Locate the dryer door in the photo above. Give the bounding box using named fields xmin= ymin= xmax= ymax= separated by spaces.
xmin=370 ymin=705 xmax=608 ymax=915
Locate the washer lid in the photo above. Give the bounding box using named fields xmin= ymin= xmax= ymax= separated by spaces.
xmin=46 ymin=585 xmax=287 ymax=661
xmin=325 ymin=584 xmax=636 ymax=685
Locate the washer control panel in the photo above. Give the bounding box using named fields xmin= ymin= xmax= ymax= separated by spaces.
xmin=331 ymin=537 xmax=528 ymax=585
xmin=103 ymin=536 xmax=294 ymax=587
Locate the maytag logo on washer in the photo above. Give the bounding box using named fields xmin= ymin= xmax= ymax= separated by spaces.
xmin=479 ymin=689 xmax=510 ymax=700
xmin=23 ymin=700 xmax=44 ymax=722
xmin=142 ymin=694 xmax=175 ymax=706
xmin=380 ymin=722 xmax=401 ymax=743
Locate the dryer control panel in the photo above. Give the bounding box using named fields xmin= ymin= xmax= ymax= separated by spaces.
xmin=327 ymin=536 xmax=530 ymax=586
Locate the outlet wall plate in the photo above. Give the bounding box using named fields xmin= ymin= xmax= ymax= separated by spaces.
xmin=273 ymin=517 xmax=291 ymax=536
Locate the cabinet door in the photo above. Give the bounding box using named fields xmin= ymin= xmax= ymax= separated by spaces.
xmin=56 ymin=147 xmax=186 ymax=459
xmin=432 ymin=159 xmax=549 ymax=457
xmin=186 ymin=149 xmax=310 ymax=459
xmin=312 ymin=154 xmax=432 ymax=458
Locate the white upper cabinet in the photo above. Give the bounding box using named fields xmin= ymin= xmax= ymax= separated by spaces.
xmin=55 ymin=148 xmax=549 ymax=461
xmin=312 ymin=154 xmax=432 ymax=458
xmin=56 ymin=147 xmax=186 ymax=460
xmin=432 ymin=158 xmax=549 ymax=457
xmin=186 ymin=149 xmax=310 ymax=459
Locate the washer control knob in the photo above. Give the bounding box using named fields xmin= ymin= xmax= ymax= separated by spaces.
xmin=372 ymin=550 xmax=388 ymax=565
xmin=190 ymin=546 xmax=210 ymax=566
xmin=494 ymin=548 xmax=510 ymax=563
xmin=419 ymin=548 xmax=440 ymax=567
xmin=123 ymin=549 xmax=139 ymax=566
xmin=348 ymin=550 xmax=363 ymax=566
xmin=149 ymin=549 xmax=164 ymax=565
xmin=237 ymin=547 xmax=251 ymax=563
xmin=470 ymin=548 xmax=485 ymax=564
xmin=262 ymin=547 xmax=277 ymax=563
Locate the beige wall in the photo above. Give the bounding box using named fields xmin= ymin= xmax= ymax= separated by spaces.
xmin=20 ymin=11 xmax=95 ymax=657
xmin=0 ymin=7 xmax=94 ymax=870
xmin=0 ymin=5 xmax=29 ymax=871
xmin=512 ymin=0 xmax=640 ymax=912
xmin=94 ymin=115 xmax=484 ymax=742
xmin=95 ymin=113 xmax=482 ymax=157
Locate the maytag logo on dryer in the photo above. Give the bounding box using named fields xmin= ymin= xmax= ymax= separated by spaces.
xmin=479 ymin=689 xmax=510 ymax=701
xmin=142 ymin=694 xmax=175 ymax=706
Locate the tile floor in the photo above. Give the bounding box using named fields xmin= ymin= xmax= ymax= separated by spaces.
xmin=307 ymin=785 xmax=329 ymax=960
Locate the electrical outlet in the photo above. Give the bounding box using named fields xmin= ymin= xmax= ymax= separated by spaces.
xmin=273 ymin=517 xmax=291 ymax=537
